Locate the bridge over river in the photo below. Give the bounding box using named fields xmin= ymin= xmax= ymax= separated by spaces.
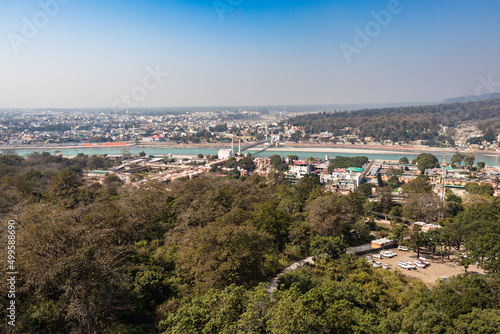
xmin=240 ymin=140 xmax=274 ymax=155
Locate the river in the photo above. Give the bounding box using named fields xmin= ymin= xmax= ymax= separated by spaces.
xmin=3 ymin=146 xmax=500 ymax=166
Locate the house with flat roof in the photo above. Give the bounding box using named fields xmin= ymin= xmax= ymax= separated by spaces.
xmin=371 ymin=238 xmax=395 ymax=249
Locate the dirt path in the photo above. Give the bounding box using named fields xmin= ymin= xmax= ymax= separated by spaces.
xmin=267 ymin=256 xmax=314 ymax=293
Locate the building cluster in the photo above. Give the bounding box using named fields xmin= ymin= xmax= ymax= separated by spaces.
xmin=83 ymin=154 xmax=232 ymax=185
xmin=83 ymin=150 xmax=500 ymax=199
xmin=3 ymin=109 xmax=499 ymax=153
xmin=0 ymin=109 xmax=282 ymax=146
xmin=368 ymin=159 xmax=500 ymax=196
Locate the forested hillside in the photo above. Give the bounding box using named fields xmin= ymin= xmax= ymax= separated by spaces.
xmin=1 ymin=152 xmax=500 ymax=333
xmin=287 ymin=99 xmax=500 ymax=143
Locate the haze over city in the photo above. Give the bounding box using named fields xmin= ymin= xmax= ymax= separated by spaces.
xmin=1 ymin=0 xmax=500 ymax=108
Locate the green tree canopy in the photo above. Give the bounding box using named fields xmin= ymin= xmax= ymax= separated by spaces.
xmin=412 ymin=153 xmax=439 ymax=172
xmin=238 ymin=154 xmax=256 ymax=172
xmin=451 ymin=152 xmax=466 ymax=166
xmin=402 ymin=175 xmax=433 ymax=193
xmin=178 ymin=221 xmax=272 ymax=290
xmin=465 ymin=183 xmax=494 ymax=197
xmin=464 ymin=153 xmax=476 ymax=168
xmin=399 ymin=157 xmax=409 ymax=164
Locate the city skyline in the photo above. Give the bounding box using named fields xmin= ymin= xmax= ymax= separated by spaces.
xmin=1 ymin=0 xmax=500 ymax=108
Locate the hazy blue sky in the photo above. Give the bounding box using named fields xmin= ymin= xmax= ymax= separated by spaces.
xmin=1 ymin=0 xmax=500 ymax=108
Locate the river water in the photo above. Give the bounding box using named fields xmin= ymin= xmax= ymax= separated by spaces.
xmin=3 ymin=146 xmax=500 ymax=166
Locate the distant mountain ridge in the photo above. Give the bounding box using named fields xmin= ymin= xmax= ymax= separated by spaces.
xmin=443 ymin=92 xmax=500 ymax=104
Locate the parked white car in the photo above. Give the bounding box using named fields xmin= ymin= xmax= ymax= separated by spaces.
xmin=373 ymin=261 xmax=382 ymax=268
xmin=373 ymin=254 xmax=381 ymax=259
xmin=404 ymin=261 xmax=416 ymax=270
xmin=398 ymin=245 xmax=409 ymax=251
xmin=415 ymin=259 xmax=429 ymax=267
xmin=419 ymin=257 xmax=430 ymax=265
xmin=398 ymin=261 xmax=408 ymax=269
xmin=414 ymin=260 xmax=426 ymax=268
xmin=381 ymin=250 xmax=396 ymax=258
xmin=382 ymin=264 xmax=390 ymax=270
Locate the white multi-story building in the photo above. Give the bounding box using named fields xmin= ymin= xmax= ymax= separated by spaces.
xmin=218 ymin=149 xmax=234 ymax=159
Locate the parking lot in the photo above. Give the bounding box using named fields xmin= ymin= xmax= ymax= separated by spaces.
xmin=363 ymin=249 xmax=485 ymax=286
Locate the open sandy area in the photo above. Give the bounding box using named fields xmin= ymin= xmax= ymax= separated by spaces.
xmin=363 ymin=250 xmax=485 ymax=287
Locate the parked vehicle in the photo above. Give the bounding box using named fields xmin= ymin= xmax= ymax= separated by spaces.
xmin=398 ymin=261 xmax=408 ymax=269
xmin=415 ymin=259 xmax=429 ymax=267
xmin=373 ymin=261 xmax=382 ymax=268
xmin=404 ymin=261 xmax=416 ymax=270
xmin=439 ymin=276 xmax=449 ymax=281
xmin=398 ymin=245 xmax=408 ymax=251
xmin=419 ymin=257 xmax=430 ymax=265
xmin=382 ymin=264 xmax=390 ymax=270
xmin=373 ymin=254 xmax=381 ymax=259
xmin=414 ymin=260 xmax=426 ymax=268
xmin=381 ymin=250 xmax=396 ymax=258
